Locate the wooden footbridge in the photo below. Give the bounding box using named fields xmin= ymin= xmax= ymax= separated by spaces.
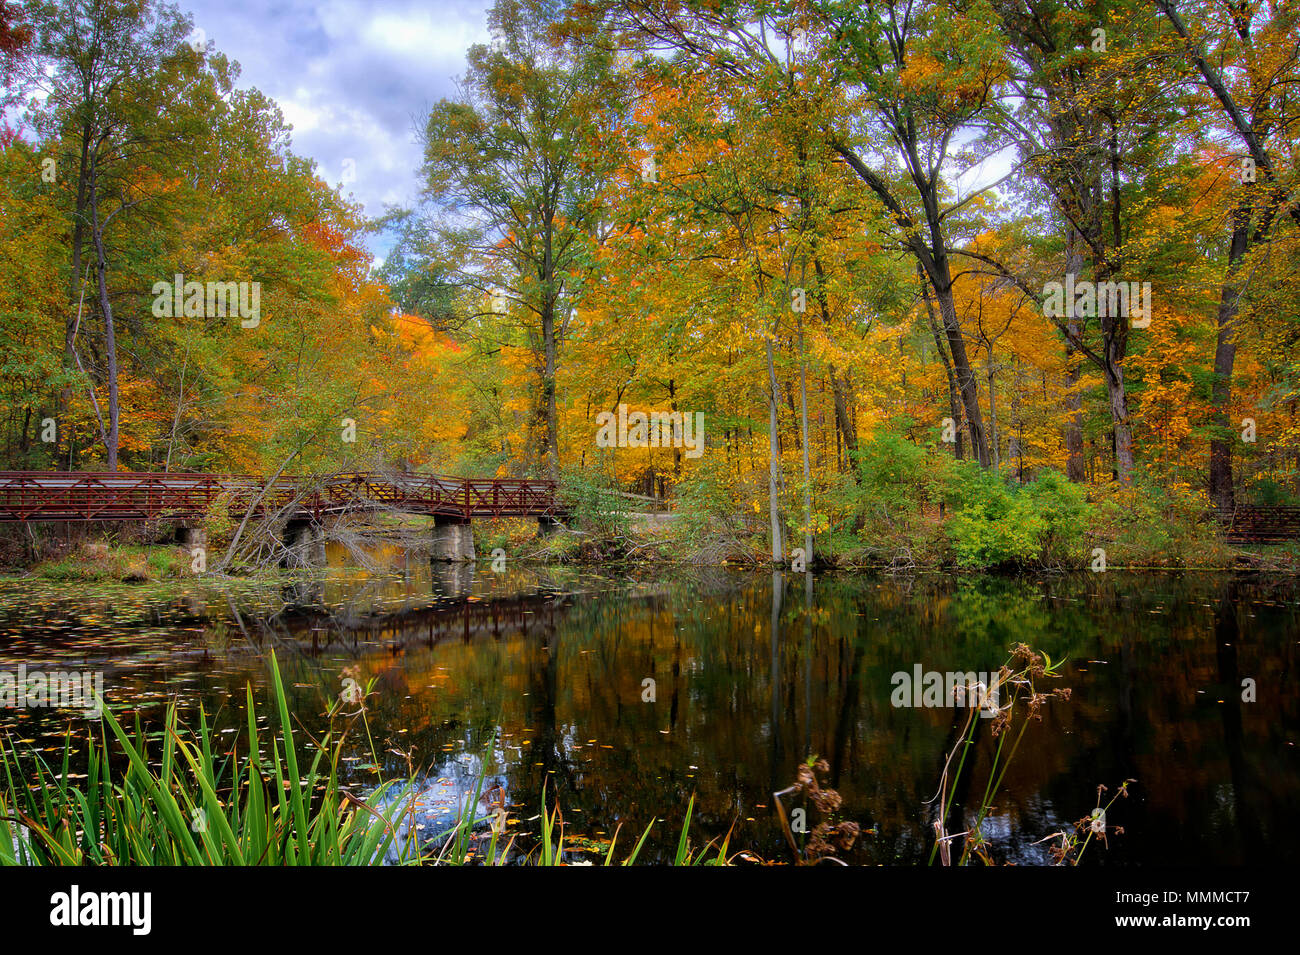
xmin=0 ymin=471 xmax=559 ymax=524
xmin=1224 ymin=505 xmax=1300 ymax=545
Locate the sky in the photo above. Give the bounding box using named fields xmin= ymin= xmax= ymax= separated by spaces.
xmin=8 ymin=0 xmax=1015 ymax=263
xmin=182 ymin=0 xmax=495 ymax=261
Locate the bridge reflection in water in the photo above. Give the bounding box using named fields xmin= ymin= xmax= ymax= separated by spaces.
xmin=276 ymin=570 xmax=569 ymax=655
xmin=1 ymin=566 xmax=1295 ymax=865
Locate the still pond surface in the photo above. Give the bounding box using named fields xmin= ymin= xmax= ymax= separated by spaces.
xmin=1 ymin=552 xmax=1296 ymax=865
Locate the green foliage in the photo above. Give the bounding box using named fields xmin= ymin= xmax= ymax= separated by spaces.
xmin=1091 ymin=478 xmax=1226 ymax=567
xmin=1244 ymin=478 xmax=1300 ymax=507
xmin=200 ymin=492 xmax=238 ymax=543
xmin=558 ymin=468 xmax=631 ymax=539
xmin=856 ymin=429 xmax=936 ymax=519
xmin=31 ymin=544 xmax=192 ymax=582
xmin=671 ymin=466 xmax=751 ymax=560
xmin=945 ymin=469 xmax=1090 ymax=569
xmin=473 ymin=517 xmax=541 ymax=556
xmin=1 ymin=0 xmax=401 ymax=473
xmin=0 ymin=652 xmax=412 ymax=865
xmin=822 ymin=429 xmax=954 ymax=565
xmin=409 ymin=0 xmax=626 ymax=475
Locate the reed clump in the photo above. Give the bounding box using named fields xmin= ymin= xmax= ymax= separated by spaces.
xmin=0 ymin=651 xmax=413 ymax=865
xmin=0 ymin=654 xmax=735 ymax=867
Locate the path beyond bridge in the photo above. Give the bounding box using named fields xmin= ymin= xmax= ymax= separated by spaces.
xmin=0 ymin=471 xmax=559 ymax=524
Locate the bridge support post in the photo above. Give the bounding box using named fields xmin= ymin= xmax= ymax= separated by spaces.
xmin=537 ymin=514 xmax=562 ymax=537
xmin=174 ymin=525 xmax=207 ymax=550
xmin=430 ymin=516 xmax=475 ymax=562
xmin=282 ymin=520 xmax=327 ymax=568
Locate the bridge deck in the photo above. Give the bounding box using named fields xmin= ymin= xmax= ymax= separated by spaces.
xmin=0 ymin=471 xmax=558 ymax=523
xmin=1224 ymin=505 xmax=1300 ymax=544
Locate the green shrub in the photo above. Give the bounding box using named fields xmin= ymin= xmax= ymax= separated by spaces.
xmin=558 ymin=469 xmax=631 ymax=539
xmin=820 ymin=430 xmax=955 ymax=564
xmin=30 ymin=544 xmax=194 ymax=583
xmin=945 ymin=469 xmax=1090 ymax=569
xmin=1243 ymin=477 xmax=1300 ymax=507
xmin=473 ymin=517 xmax=540 ymax=556
xmin=856 ymin=430 xmax=936 ymax=522
xmin=1091 ymin=477 xmax=1225 ymax=567
xmin=674 ymin=468 xmax=743 ymax=543
xmin=201 ymin=491 xmax=238 ymax=544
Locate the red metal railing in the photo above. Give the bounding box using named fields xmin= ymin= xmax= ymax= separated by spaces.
xmin=1224 ymin=505 xmax=1300 ymax=544
xmin=0 ymin=471 xmax=559 ymax=523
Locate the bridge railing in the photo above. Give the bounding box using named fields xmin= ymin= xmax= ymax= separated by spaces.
xmin=0 ymin=471 xmax=558 ymax=522
xmin=0 ymin=471 xmax=231 ymax=521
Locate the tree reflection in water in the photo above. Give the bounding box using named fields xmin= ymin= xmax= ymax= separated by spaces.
xmin=0 ymin=565 xmax=1295 ymax=865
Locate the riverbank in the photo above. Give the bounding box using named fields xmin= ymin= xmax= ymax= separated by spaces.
xmin=526 ymin=468 xmax=1300 ymax=572
xmin=3 ymin=519 xmax=1299 ymax=582
xmin=0 ymin=541 xmax=306 ymax=584
xmin=21 ymin=542 xmax=196 ymax=582
xmin=484 ymin=518 xmax=1300 ymax=574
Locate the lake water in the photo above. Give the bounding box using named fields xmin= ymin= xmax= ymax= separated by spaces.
xmin=1 ymin=555 xmax=1296 ymax=865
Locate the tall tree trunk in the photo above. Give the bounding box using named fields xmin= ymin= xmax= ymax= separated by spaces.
xmin=1105 ymin=357 xmax=1133 ymax=481
xmin=827 ymin=365 xmax=858 ymax=472
xmin=1208 ymin=217 xmax=1251 ymax=514
xmin=1010 ymin=358 xmax=1025 ymax=482
xmin=1102 ymin=128 xmax=1134 ymax=483
xmin=987 ymin=357 xmax=999 ymax=471
xmin=88 ymin=173 xmax=119 ymax=471
xmin=64 ymin=121 xmax=93 ymax=470
xmin=920 ymin=270 xmax=965 ymax=460
xmin=765 ymin=337 xmax=784 ymax=564
xmin=812 ymin=255 xmax=859 ymax=476
xmin=832 ymin=144 xmax=989 ymax=466
xmin=1062 ymin=236 xmax=1086 ymax=482
xmin=540 ymin=297 xmax=559 ymax=479
xmin=797 ymin=316 xmax=813 ymax=567
xmin=932 ymin=275 xmax=989 ymax=466
xmin=668 ymin=378 xmax=681 ymax=482
xmin=1156 ymin=0 xmax=1300 ymax=509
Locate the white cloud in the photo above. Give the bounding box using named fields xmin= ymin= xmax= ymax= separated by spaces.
xmin=362 ymin=12 xmax=487 ymax=62
xmin=184 ymin=0 xmax=494 ymax=258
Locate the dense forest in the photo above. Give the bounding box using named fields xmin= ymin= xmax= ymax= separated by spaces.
xmin=1 ymin=0 xmax=1298 ymax=568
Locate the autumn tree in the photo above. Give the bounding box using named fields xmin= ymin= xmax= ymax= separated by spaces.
xmin=415 ymin=0 xmax=624 ymax=478
xmin=4 ymin=4 xmax=413 ymax=476
xmin=582 ymin=0 xmax=1008 ymax=467
xmin=1154 ymin=0 xmax=1300 ymax=511
xmin=987 ymin=0 xmax=1188 ymax=485
xmin=0 ymin=0 xmax=32 ymax=97
xmin=25 ymin=0 xmax=201 ymax=469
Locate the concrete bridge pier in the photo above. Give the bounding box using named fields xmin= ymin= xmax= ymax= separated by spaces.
xmin=173 ymin=525 xmax=207 ymax=549
xmin=282 ymin=519 xmax=327 ymax=567
xmin=430 ymin=516 xmax=476 ymax=562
